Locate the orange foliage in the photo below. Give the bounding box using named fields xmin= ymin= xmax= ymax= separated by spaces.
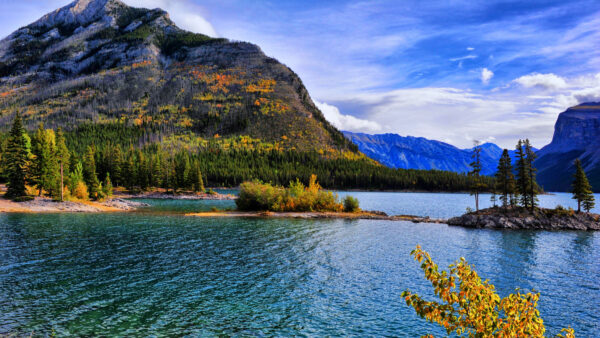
xmin=246 ymin=79 xmax=276 ymax=93
xmin=132 ymin=60 xmax=152 ymax=69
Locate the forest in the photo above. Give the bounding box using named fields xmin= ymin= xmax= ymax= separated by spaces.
xmin=0 ymin=115 xmax=493 ymax=201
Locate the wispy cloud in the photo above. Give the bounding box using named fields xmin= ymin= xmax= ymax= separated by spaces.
xmin=450 ymin=54 xmax=477 ymax=62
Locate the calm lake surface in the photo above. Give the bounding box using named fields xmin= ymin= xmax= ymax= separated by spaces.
xmin=1 ymin=192 xmax=599 ymax=336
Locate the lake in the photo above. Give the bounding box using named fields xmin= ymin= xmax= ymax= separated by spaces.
xmin=1 ymin=192 xmax=599 ymax=336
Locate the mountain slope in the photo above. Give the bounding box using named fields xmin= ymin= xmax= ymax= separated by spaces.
xmin=536 ymin=102 xmax=600 ymax=192
xmin=0 ymin=0 xmax=355 ymax=153
xmin=343 ymin=132 xmax=510 ymax=175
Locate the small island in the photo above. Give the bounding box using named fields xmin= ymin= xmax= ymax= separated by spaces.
xmin=448 ymin=206 xmax=600 ymax=231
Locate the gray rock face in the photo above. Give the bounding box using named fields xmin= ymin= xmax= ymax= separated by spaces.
xmin=447 ymin=208 xmax=600 ymax=231
xmin=536 ymin=103 xmax=600 ymax=192
xmin=32 ymin=0 xmax=120 ymax=28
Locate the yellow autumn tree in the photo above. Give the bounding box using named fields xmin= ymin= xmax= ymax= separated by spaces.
xmin=402 ymin=246 xmax=575 ymax=337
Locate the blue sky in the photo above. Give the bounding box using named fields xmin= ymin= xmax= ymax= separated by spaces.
xmin=1 ymin=0 xmax=599 ymax=148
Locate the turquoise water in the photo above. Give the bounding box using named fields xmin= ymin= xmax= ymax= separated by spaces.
xmin=1 ymin=192 xmax=599 ymax=336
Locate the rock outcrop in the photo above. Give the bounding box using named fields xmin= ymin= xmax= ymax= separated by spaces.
xmin=447 ymin=207 xmax=600 ymax=231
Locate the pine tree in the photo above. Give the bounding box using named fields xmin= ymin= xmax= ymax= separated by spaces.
xmin=83 ymin=146 xmax=100 ymax=200
xmin=31 ymin=124 xmax=58 ymax=196
xmin=55 ymin=128 xmax=70 ymax=202
xmin=583 ymin=193 xmax=596 ymax=213
xmin=495 ymin=149 xmax=515 ymax=209
xmin=4 ymin=113 xmax=30 ymax=199
xmin=112 ymin=145 xmax=123 ymax=187
xmin=515 ymin=140 xmax=531 ymax=209
xmin=103 ymin=173 xmax=113 ymax=198
xmin=572 ymin=158 xmax=595 ymax=213
xmin=524 ymin=139 xmax=539 ymax=211
xmin=192 ymin=160 xmax=205 ymax=193
xmin=68 ymin=161 xmax=84 ymax=195
xmin=468 ymin=140 xmax=486 ymax=212
xmin=120 ymin=150 xmax=133 ymax=191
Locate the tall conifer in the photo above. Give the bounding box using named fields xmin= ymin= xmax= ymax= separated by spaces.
xmin=515 ymin=140 xmax=531 ymax=209
xmin=495 ymin=149 xmax=515 ymax=209
xmin=4 ymin=113 xmax=30 ymax=199
xmin=468 ymin=140 xmax=486 ymax=212
xmin=83 ymin=146 xmax=100 ymax=199
xmin=572 ymin=158 xmax=595 ymax=213
xmin=55 ymin=128 xmax=70 ymax=201
xmin=524 ymin=139 xmax=538 ymax=211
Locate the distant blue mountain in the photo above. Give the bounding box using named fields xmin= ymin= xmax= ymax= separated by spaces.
xmin=344 ymin=132 xmax=529 ymax=176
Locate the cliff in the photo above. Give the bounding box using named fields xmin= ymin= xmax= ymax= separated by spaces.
xmin=536 ymin=103 xmax=600 ymax=192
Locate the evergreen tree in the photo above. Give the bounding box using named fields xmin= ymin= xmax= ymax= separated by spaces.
xmin=495 ymin=149 xmax=515 ymax=209
xmin=119 ymin=147 xmax=136 ymax=192
xmin=68 ymin=161 xmax=84 ymax=194
xmin=31 ymin=124 xmax=58 ymax=196
xmin=4 ymin=113 xmax=30 ymax=199
xmin=524 ymin=139 xmax=539 ymax=211
xmin=572 ymin=158 xmax=595 ymax=213
xmin=515 ymin=140 xmax=531 ymax=209
xmin=192 ymin=160 xmax=205 ymax=193
xmin=103 ymin=173 xmax=113 ymax=198
xmin=55 ymin=128 xmax=70 ymax=201
xmin=468 ymin=140 xmax=486 ymax=212
xmin=83 ymin=146 xmax=100 ymax=200
xmin=112 ymin=145 xmax=123 ymax=187
xmin=583 ymin=192 xmax=596 ymax=213
xmin=136 ymin=149 xmax=149 ymax=190
xmin=174 ymin=151 xmax=191 ymax=192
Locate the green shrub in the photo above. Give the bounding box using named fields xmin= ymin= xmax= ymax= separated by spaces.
xmin=343 ymin=196 xmax=360 ymax=212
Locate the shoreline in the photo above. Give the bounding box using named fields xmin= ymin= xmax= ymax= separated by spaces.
xmin=0 ymin=190 xmax=236 ymax=214
xmin=0 ymin=197 xmax=148 ymax=213
xmin=186 ymin=210 xmax=447 ymax=223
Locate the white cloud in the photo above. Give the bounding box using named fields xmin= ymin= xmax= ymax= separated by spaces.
xmin=315 ymin=101 xmax=382 ymax=133
xmin=123 ymin=0 xmax=218 ymax=37
xmin=449 ymin=54 xmax=477 ymax=62
xmin=514 ymin=73 xmax=568 ymax=90
xmin=466 ymin=47 xmax=475 ymax=51
xmin=480 ymin=68 xmax=494 ymax=85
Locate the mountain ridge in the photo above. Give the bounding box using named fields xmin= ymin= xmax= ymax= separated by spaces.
xmin=343 ymin=131 xmax=518 ymax=175
xmin=0 ymin=0 xmax=355 ymax=154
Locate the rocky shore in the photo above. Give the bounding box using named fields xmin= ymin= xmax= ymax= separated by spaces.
xmin=0 ymin=197 xmax=150 ymax=213
xmin=447 ymin=207 xmax=600 ymax=231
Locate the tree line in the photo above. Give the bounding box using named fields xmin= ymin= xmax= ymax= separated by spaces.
xmin=1 ymin=113 xmax=206 ymax=201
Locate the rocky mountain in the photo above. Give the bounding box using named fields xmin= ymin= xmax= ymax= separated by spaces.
xmin=0 ymin=0 xmax=355 ymax=153
xmin=343 ymin=132 xmax=514 ymax=175
xmin=536 ymin=102 xmax=600 ymax=192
